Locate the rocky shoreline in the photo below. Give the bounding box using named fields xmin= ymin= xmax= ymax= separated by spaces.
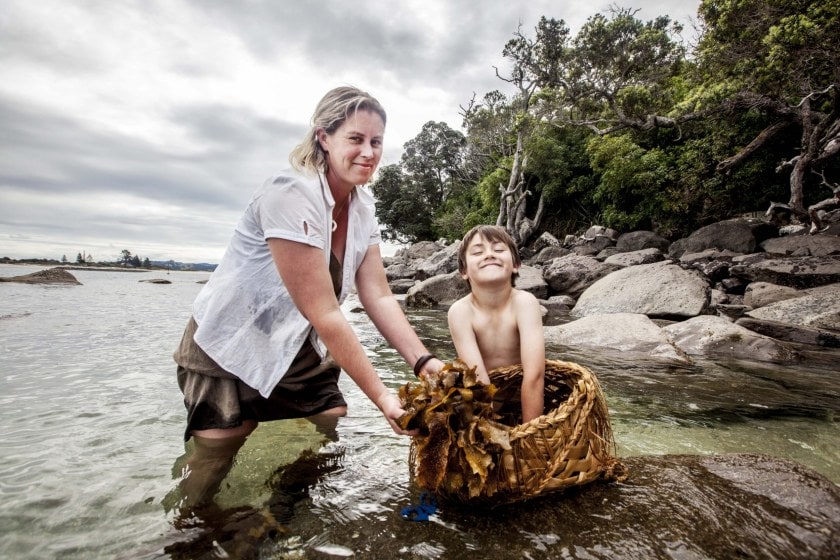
xmin=386 ymin=215 xmax=840 ymax=374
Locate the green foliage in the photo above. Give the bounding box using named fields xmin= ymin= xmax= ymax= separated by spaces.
xmin=586 ymin=135 xmax=673 ymax=231
xmin=379 ymin=2 xmax=838 ymax=245
xmin=372 ymin=122 xmax=467 ymax=242
xmin=697 ymin=0 xmax=839 ymax=98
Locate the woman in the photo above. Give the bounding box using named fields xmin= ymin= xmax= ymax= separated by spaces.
xmin=173 ymin=86 xmax=442 ymax=505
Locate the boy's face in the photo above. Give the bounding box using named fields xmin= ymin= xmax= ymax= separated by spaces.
xmin=461 ymin=233 xmax=519 ymax=285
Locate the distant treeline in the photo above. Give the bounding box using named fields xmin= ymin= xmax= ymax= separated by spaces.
xmin=0 ymin=256 xmax=217 ymax=272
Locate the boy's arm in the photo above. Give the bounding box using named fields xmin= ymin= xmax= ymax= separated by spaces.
xmin=447 ymin=300 xmax=491 ymax=384
xmin=516 ymin=292 xmax=545 ymax=423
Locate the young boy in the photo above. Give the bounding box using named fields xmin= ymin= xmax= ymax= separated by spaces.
xmin=447 ymin=225 xmax=545 ymax=423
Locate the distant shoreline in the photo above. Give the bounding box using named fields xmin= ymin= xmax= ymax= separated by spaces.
xmin=1 ymin=259 xmax=215 ymax=272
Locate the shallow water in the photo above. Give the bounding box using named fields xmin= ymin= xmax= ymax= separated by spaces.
xmin=0 ymin=264 xmax=837 ymax=559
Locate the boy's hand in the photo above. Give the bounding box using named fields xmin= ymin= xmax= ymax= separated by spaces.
xmin=417 ymin=357 xmax=445 ymax=379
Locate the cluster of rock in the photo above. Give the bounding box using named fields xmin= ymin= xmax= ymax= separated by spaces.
xmin=384 ymin=214 xmax=840 ymax=372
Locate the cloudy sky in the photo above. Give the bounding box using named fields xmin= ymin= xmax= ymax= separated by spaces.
xmin=0 ymin=0 xmax=699 ymax=263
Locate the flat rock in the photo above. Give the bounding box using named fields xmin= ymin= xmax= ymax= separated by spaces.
xmin=0 ymin=267 xmax=81 ymax=285
xmin=545 ymin=312 xmax=686 ymax=362
xmin=662 ymin=315 xmax=799 ymax=364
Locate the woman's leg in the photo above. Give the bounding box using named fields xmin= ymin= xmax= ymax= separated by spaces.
xmin=180 ymin=421 xmax=258 ymax=507
xmin=306 ymin=406 xmax=346 ymax=441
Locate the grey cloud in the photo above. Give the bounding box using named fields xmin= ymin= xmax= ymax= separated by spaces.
xmin=0 ymin=94 xmax=298 ymax=210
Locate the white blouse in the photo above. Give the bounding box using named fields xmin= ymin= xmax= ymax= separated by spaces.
xmin=191 ymin=169 xmax=381 ymax=397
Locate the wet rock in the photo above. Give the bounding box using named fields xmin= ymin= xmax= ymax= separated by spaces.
xmin=545 ymin=312 xmax=686 ymax=362
xmin=662 ymin=315 xmax=799 ymax=364
xmin=0 ymin=267 xmax=81 ymax=285
xmin=729 ymin=255 xmax=840 ymax=289
xmin=571 ymin=261 xmax=710 ymax=319
xmin=140 ymin=278 xmax=172 ymax=284
xmin=742 ymin=283 xmax=840 ymax=333
xmin=539 ymin=295 xmax=575 ymax=320
xmin=388 ymin=278 xmax=418 ymax=295
xmin=405 ymin=271 xmax=469 ymax=308
xmin=736 ymin=316 xmax=840 ymax=348
xmin=311 ymin=454 xmax=839 ymax=560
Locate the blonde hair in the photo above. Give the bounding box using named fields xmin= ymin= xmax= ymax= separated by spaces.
xmin=457 ymin=225 xmax=521 ymax=286
xmin=289 ymin=86 xmax=387 ymax=173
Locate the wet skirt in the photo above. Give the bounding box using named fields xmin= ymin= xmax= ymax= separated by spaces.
xmin=174 ymin=317 xmax=346 ymax=441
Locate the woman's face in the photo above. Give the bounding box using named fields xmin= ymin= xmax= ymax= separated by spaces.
xmin=318 ymin=109 xmax=385 ymax=191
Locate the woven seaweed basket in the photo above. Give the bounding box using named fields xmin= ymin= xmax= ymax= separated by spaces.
xmin=407 ymin=359 xmax=626 ymax=504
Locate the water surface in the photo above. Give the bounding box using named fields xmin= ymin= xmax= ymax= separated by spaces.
xmin=0 ymin=264 xmax=836 ymax=559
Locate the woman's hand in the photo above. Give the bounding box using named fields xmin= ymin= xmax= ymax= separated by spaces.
xmin=377 ymin=392 xmax=417 ymax=436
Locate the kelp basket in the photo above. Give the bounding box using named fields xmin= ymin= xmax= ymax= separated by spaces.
xmin=399 ymin=359 xmax=627 ymax=505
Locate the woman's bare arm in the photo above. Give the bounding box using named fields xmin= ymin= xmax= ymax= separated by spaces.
xmin=268 ymin=238 xmax=411 ymax=434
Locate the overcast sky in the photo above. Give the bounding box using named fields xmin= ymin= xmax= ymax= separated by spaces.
xmin=0 ymin=0 xmax=699 ymax=263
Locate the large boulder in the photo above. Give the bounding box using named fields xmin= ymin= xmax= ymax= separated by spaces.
xmin=743 ymin=283 xmax=840 ymax=333
xmin=542 ymin=254 xmax=621 ymax=299
xmin=615 ymin=230 xmax=670 ymax=253
xmin=544 ymin=312 xmax=686 ymax=362
xmin=668 ymin=218 xmax=777 ymax=259
xmin=571 ymin=261 xmax=710 ymax=318
xmin=405 ymin=271 xmax=469 ymax=308
xmin=529 ymin=231 xmax=561 ymax=253
xmin=414 ymin=242 xmax=461 ymax=281
xmin=662 ymin=315 xmax=799 ymax=364
xmin=384 ymin=261 xmax=417 ymax=281
xmin=571 ymin=234 xmax=616 ymax=257
xmin=396 ymin=240 xmax=443 ymax=260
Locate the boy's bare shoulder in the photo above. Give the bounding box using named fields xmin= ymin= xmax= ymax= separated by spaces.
xmin=512 ymin=288 xmax=540 ymax=305
xmin=447 ymin=294 xmax=472 ymax=317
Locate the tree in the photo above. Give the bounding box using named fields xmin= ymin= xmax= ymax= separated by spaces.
xmin=61 ymin=254 xmax=67 ymax=263
xmin=471 ymin=17 xmax=573 ymax=246
xmin=120 ymin=249 xmax=132 ymax=266
xmin=143 ymin=257 xmax=151 ymax=268
xmin=76 ymin=252 xmax=84 ymax=264
xmin=542 ymin=8 xmax=686 ymax=135
xmin=371 ymin=122 xmax=466 ymax=242
xmin=696 ymin=0 xmax=840 ymax=217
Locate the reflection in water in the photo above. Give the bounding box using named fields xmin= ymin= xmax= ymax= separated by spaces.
xmin=163 ymin=419 xmax=345 ymax=560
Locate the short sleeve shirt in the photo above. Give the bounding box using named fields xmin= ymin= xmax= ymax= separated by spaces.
xmin=191 ymin=169 xmax=381 ymax=397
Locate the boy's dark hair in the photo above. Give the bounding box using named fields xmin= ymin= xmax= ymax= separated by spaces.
xmin=457 ymin=225 xmax=521 ymax=286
